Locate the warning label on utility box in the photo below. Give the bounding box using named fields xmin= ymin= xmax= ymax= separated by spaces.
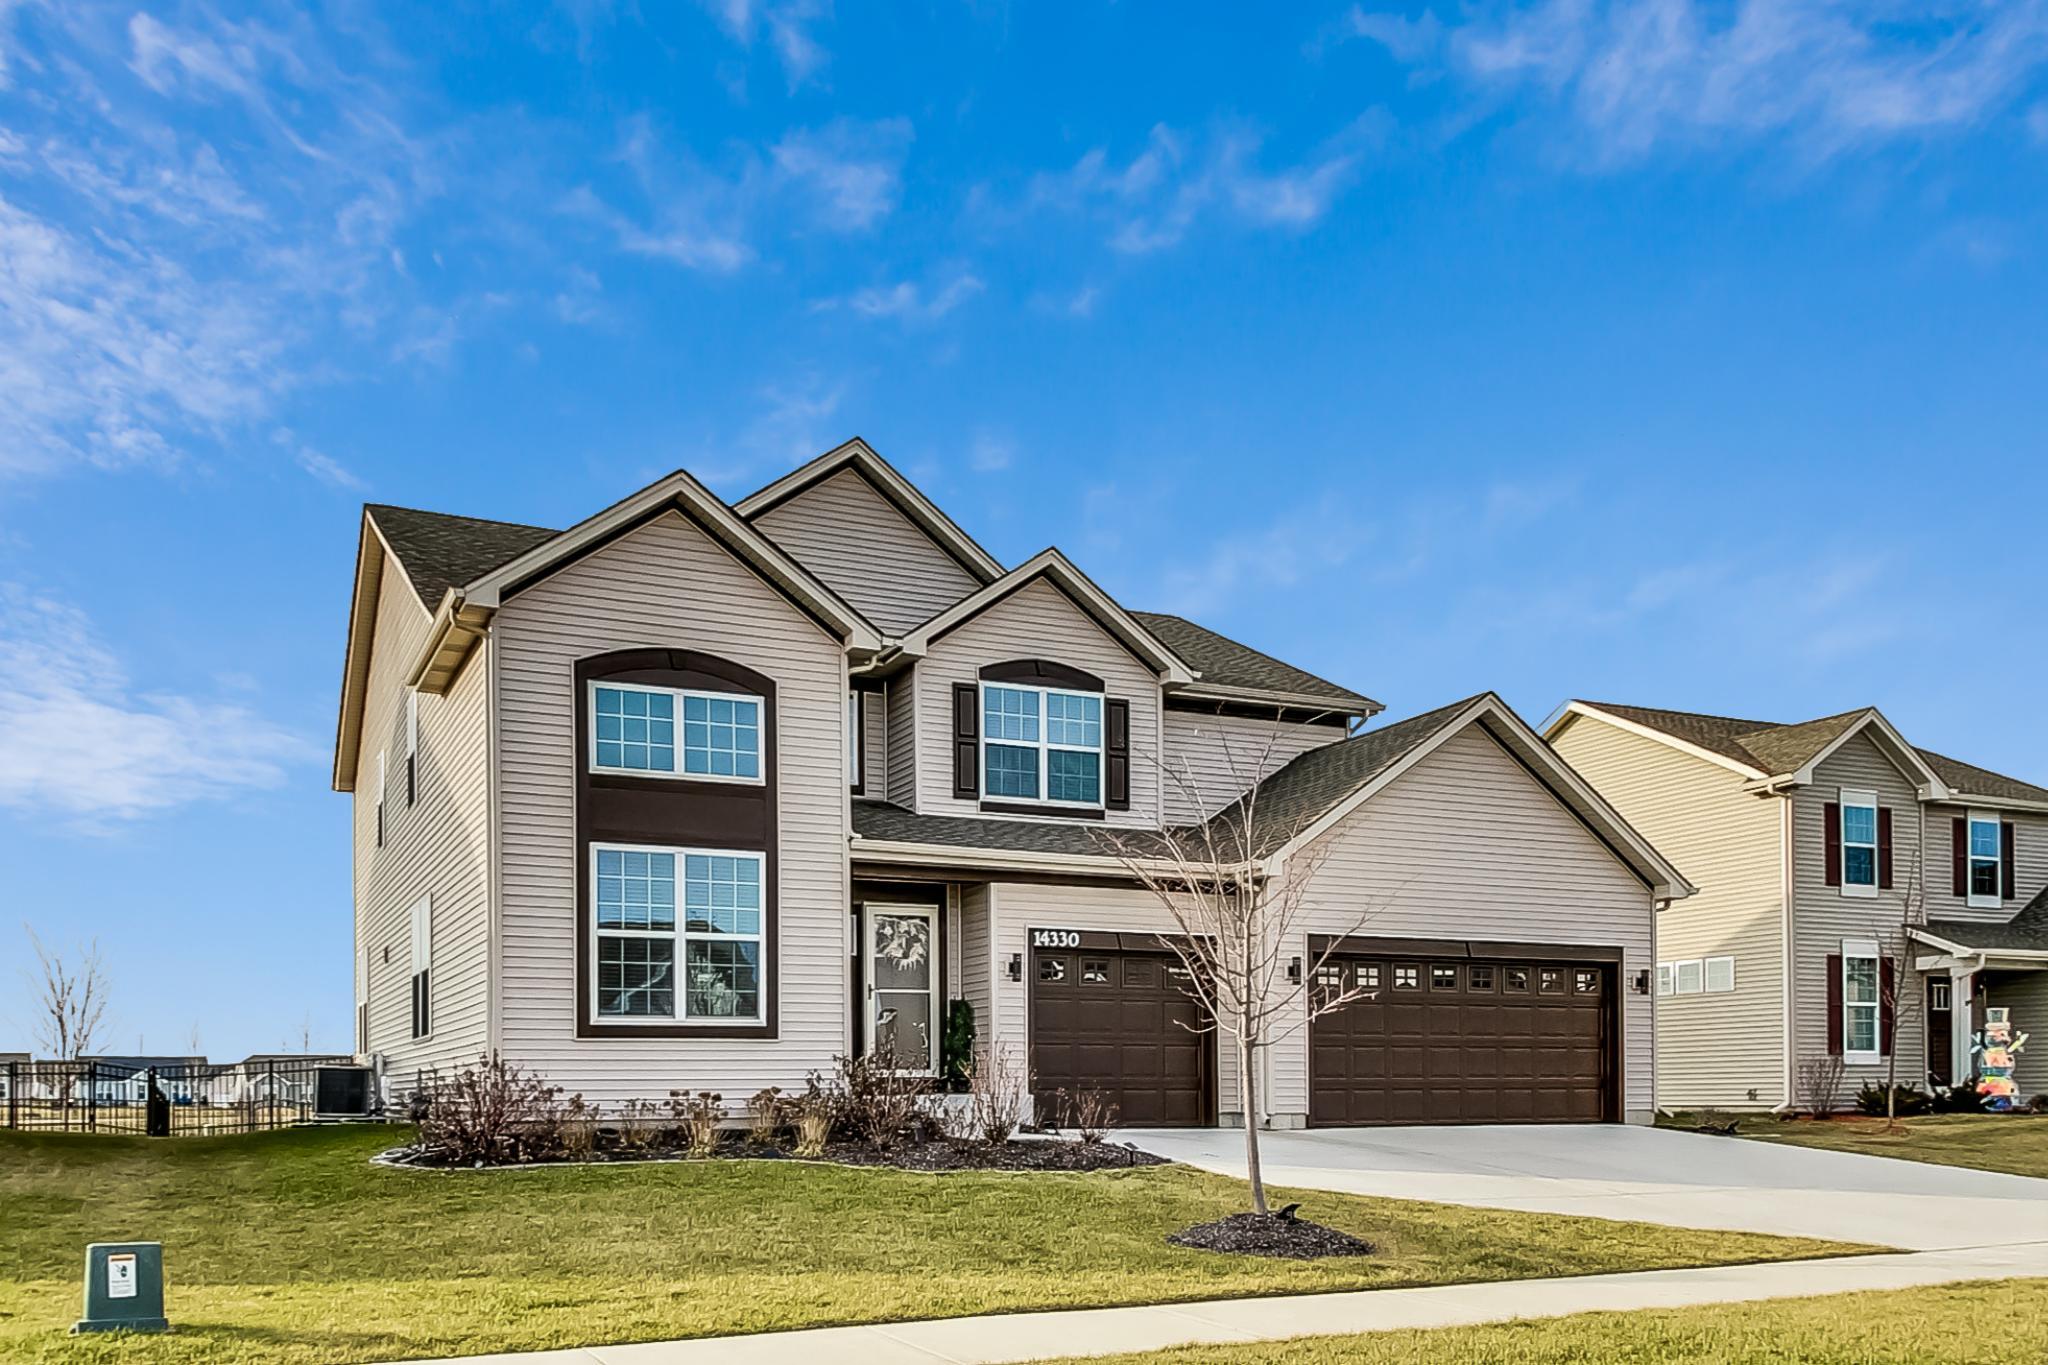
xmin=106 ymin=1254 xmax=137 ymax=1299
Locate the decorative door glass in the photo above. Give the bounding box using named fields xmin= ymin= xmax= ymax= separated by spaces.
xmin=870 ymin=910 xmax=935 ymax=1071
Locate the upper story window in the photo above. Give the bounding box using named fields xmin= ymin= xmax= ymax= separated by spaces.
xmin=1839 ymin=789 xmax=1878 ymax=896
xmin=981 ymin=683 xmax=1102 ymax=807
xmin=1968 ymin=813 xmax=2003 ymax=907
xmin=590 ymin=681 xmax=761 ymax=783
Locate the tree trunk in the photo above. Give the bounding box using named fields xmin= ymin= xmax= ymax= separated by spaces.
xmin=1238 ymin=1029 xmax=1266 ymax=1215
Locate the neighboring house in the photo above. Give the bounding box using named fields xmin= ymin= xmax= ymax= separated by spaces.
xmin=1549 ymin=702 xmax=2048 ymax=1110
xmin=77 ymin=1057 xmax=209 ymax=1105
xmin=334 ymin=439 xmax=1689 ymax=1129
xmin=221 ymin=1054 xmax=357 ymax=1104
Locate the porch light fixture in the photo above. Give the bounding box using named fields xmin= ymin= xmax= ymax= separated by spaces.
xmin=1631 ymin=970 xmax=1650 ymax=995
xmin=1287 ymin=957 xmax=1302 ymax=983
xmin=1007 ymin=953 xmax=1023 ymax=982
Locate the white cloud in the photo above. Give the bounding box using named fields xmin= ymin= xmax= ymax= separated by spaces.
xmin=0 ymin=586 xmax=316 ymax=826
xmin=820 ymin=270 xmax=984 ymax=324
xmin=272 ymin=429 xmax=366 ymax=490
xmin=968 ymin=431 xmax=1014 ymax=473
xmin=1343 ymin=0 xmax=2048 ymax=163
xmin=770 ymin=118 xmax=913 ymax=229
xmin=697 ymin=0 xmax=834 ymax=91
xmin=1022 ymin=116 xmax=1383 ymax=254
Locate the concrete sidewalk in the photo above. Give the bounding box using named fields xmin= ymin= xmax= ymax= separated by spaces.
xmin=381 ymin=1241 xmax=2048 ymax=1364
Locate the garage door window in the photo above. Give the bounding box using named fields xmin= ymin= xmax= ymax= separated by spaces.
xmin=1082 ymin=958 xmax=1110 ymax=984
xmin=1038 ymin=956 xmax=1066 ymax=983
xmin=1469 ymin=965 xmax=1495 ymax=991
xmin=1432 ymin=966 xmax=1458 ymax=990
xmin=1394 ymin=965 xmax=1420 ymax=989
xmin=1574 ymin=969 xmax=1602 ymax=994
xmin=1539 ymin=968 xmax=1565 ymax=993
xmin=1357 ymin=963 xmax=1381 ymax=990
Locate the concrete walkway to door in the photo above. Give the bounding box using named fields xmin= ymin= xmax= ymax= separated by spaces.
xmin=1122 ymin=1124 xmax=2048 ymax=1251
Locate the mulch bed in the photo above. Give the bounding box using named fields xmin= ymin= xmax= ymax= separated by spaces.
xmin=380 ymin=1135 xmax=1165 ymax=1173
xmin=1167 ymin=1210 xmax=1376 ymax=1260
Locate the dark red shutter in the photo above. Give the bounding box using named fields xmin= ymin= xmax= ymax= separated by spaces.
xmin=1877 ymin=807 xmax=1894 ymax=889
xmin=1105 ymin=699 xmax=1130 ymax=810
xmin=951 ymin=683 xmax=979 ymax=800
xmin=2003 ymin=821 xmax=2018 ymax=900
xmin=1952 ymin=817 xmax=1968 ymax=896
xmin=1823 ymin=802 xmax=1841 ymax=887
xmin=1826 ymin=954 xmax=1843 ymax=1056
xmin=1879 ymin=959 xmax=1895 ymax=1057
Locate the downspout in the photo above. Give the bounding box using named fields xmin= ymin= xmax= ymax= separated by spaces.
xmin=1772 ymin=792 xmax=1798 ymax=1113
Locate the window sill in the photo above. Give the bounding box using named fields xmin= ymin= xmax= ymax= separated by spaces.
xmin=579 ymin=1019 xmax=777 ymax=1040
xmin=1965 ymin=895 xmax=2004 ymax=911
xmin=979 ymin=801 xmax=1106 ymax=821
xmin=1839 ymin=883 xmax=1878 ymax=899
xmin=1844 ymin=1050 xmax=1883 ymax=1066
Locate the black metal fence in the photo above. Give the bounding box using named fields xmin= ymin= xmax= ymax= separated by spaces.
xmin=4 ymin=1059 xmax=333 ymax=1136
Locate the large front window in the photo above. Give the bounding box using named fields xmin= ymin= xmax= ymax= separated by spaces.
xmin=981 ymin=683 xmax=1102 ymax=807
xmin=1843 ymin=941 xmax=1880 ymax=1060
xmin=1968 ymin=814 xmax=2003 ymax=906
xmin=1840 ymin=790 xmax=1877 ymax=895
xmin=593 ymin=844 xmax=764 ymax=1022
xmin=590 ymin=682 xmax=761 ymax=782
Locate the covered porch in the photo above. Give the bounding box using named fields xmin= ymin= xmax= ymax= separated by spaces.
xmin=1912 ymin=919 xmax=2048 ymax=1098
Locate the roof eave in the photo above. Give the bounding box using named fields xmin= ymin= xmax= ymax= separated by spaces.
xmin=1174 ymin=680 xmax=1382 ymax=718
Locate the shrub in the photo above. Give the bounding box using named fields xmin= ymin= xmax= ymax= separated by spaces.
xmin=559 ymin=1094 xmax=599 ymax=1160
xmin=962 ymin=1043 xmax=1031 ymax=1145
xmin=1855 ymin=1081 xmax=1930 ymax=1117
xmin=1690 ymin=1107 xmax=1741 ymax=1135
xmin=745 ymin=1086 xmax=787 ymax=1144
xmin=2029 ymin=1092 xmax=2048 ymax=1115
xmin=940 ymin=999 xmax=978 ymax=1090
xmin=671 ymin=1090 xmax=724 ymax=1158
xmin=791 ymin=1072 xmax=835 ymax=1157
xmin=1059 ymin=1086 xmax=1119 ymax=1144
xmin=1796 ymin=1056 xmax=1847 ymax=1116
xmin=415 ymin=1053 xmax=568 ymax=1166
xmin=1931 ymin=1077 xmax=1986 ymax=1114
xmin=614 ymin=1096 xmax=668 ymax=1152
xmin=834 ymin=1052 xmax=929 ymax=1150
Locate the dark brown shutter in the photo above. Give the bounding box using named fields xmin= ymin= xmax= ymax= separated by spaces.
xmin=1823 ymin=802 xmax=1841 ymax=887
xmin=1952 ymin=817 xmax=1968 ymax=896
xmin=1877 ymin=807 xmax=1894 ymax=889
xmin=951 ymin=683 xmax=979 ymax=800
xmin=1826 ymin=954 xmax=1843 ymax=1056
xmin=1879 ymin=959 xmax=1896 ymax=1056
xmin=1105 ymin=699 xmax=1130 ymax=810
xmin=2001 ymin=821 xmax=2017 ymax=900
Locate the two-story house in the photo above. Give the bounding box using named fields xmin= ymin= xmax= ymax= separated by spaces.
xmin=1548 ymin=702 xmax=2048 ymax=1110
xmin=334 ymin=439 xmax=1689 ymax=1130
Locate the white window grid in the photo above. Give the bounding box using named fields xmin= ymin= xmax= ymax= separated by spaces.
xmin=1658 ymin=957 xmax=1738 ymax=998
xmin=588 ymin=681 xmax=763 ymax=784
xmin=1840 ymin=789 xmax=1878 ymax=896
xmin=979 ymin=683 xmax=1104 ymax=808
xmin=1842 ymin=939 xmax=1881 ymax=1060
xmin=590 ymin=843 xmax=765 ymax=1024
xmin=1967 ymin=812 xmax=2002 ymax=908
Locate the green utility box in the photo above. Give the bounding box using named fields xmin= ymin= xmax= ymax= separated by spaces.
xmin=73 ymin=1242 xmax=168 ymax=1334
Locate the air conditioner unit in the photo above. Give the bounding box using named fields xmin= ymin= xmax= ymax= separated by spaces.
xmin=314 ymin=1066 xmax=375 ymax=1118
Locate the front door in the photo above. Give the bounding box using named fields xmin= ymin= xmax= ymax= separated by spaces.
xmin=1927 ymin=977 xmax=1953 ymax=1087
xmin=865 ymin=906 xmax=938 ymax=1073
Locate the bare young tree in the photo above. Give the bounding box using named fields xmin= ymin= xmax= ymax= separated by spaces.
xmin=22 ymin=924 xmax=110 ymax=1061
xmin=1877 ymin=851 xmax=1926 ymax=1131
xmin=1103 ymin=720 xmax=1385 ymax=1215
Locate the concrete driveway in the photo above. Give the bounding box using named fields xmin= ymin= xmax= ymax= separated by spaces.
xmin=1124 ymin=1124 xmax=2048 ymax=1251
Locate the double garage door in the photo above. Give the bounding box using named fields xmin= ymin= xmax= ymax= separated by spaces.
xmin=1030 ymin=935 xmax=1616 ymax=1128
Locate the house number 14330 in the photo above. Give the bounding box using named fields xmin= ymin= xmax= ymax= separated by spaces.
xmin=1031 ymin=929 xmax=1081 ymax=949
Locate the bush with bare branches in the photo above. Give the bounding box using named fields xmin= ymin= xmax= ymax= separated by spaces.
xmin=961 ymin=1043 xmax=1031 ymax=1145
xmin=745 ymin=1086 xmax=787 ymax=1144
xmin=1797 ymin=1055 xmax=1847 ymax=1117
xmin=1060 ymin=1087 xmax=1119 ymax=1144
xmin=671 ymin=1090 xmax=724 ymax=1157
xmin=416 ymin=1053 xmax=569 ymax=1166
xmin=834 ymin=1052 xmax=929 ymax=1149
xmin=791 ymin=1074 xmax=834 ymax=1157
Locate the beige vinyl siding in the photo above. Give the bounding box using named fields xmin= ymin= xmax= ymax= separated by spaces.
xmin=1920 ymin=804 xmax=2048 ymax=925
xmin=859 ymin=688 xmax=889 ymax=794
xmin=1282 ymin=726 xmax=1660 ymax=1122
xmin=1551 ymin=713 xmax=1787 ymax=1108
xmin=491 ymin=510 xmax=851 ymax=1102
xmin=884 ymin=674 xmax=916 ymax=807
xmin=915 ymin=577 xmax=1163 ymax=828
xmin=751 ymin=467 xmax=981 ymax=636
xmin=983 ymin=881 xmax=1240 ymax=1118
xmin=957 ymin=885 xmax=993 ymax=1052
xmin=1997 ymin=974 xmax=2048 ymax=1098
xmin=1161 ymin=710 xmax=1342 ymax=825
xmin=352 ymin=558 xmax=492 ymax=1086
xmin=1792 ymin=732 xmax=1927 ymax=1096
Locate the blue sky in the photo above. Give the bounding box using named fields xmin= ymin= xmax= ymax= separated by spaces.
xmin=2 ymin=1 xmax=2046 ymax=1058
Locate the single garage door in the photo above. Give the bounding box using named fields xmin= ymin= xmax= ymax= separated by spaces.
xmin=1310 ymin=955 xmax=1615 ymax=1126
xmin=1031 ymin=944 xmax=1211 ymax=1126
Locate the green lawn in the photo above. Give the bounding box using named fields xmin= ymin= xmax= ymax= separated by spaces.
xmin=1051 ymin=1279 xmax=2048 ymax=1364
xmin=0 ymin=1127 xmax=1864 ymax=1364
xmin=1731 ymin=1113 xmax=2048 ymax=1180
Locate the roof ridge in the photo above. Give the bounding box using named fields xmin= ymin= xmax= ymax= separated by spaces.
xmin=365 ymin=502 xmax=560 ymax=535
xmin=1580 ymin=700 xmax=1788 ymax=731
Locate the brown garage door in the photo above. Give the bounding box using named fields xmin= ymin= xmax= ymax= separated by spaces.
xmin=1031 ymin=946 xmax=1211 ymax=1127
xmin=1310 ymin=956 xmax=1614 ymax=1126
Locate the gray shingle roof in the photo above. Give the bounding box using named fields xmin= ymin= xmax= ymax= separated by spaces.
xmin=1131 ymin=612 xmax=1377 ymax=712
xmin=851 ymin=800 xmax=1145 ymax=858
xmin=1580 ymin=701 xmax=2048 ymax=804
xmin=367 ymin=504 xmax=558 ymax=609
xmin=1206 ymin=695 xmax=1486 ymax=856
xmin=1924 ymin=887 xmax=2048 ymax=952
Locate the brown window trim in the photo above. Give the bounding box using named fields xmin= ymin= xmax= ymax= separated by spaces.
xmin=575 ymin=648 xmax=780 ymax=1041
xmin=977 ymin=800 xmax=1107 ymax=821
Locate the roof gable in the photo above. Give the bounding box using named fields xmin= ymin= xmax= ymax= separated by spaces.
xmin=893 ymin=549 xmax=1195 ymax=684
xmin=737 ymin=437 xmax=1004 ymax=587
xmin=365 ymin=505 xmax=556 ymax=609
